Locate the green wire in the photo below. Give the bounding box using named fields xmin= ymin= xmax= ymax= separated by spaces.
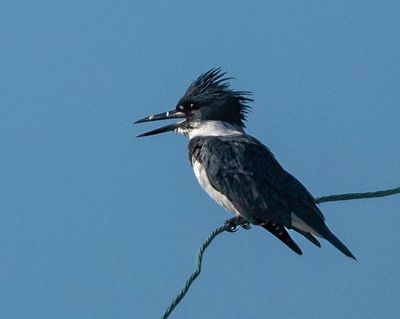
xmin=161 ymin=186 xmax=400 ymax=319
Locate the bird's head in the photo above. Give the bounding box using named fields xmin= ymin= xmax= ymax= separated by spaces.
xmin=134 ymin=68 xmax=252 ymax=137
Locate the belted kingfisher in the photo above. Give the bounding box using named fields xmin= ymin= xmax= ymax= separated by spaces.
xmin=134 ymin=68 xmax=355 ymax=259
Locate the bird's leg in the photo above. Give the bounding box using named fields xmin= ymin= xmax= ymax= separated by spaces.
xmin=224 ymin=216 xmax=240 ymax=232
xmin=240 ymin=220 xmax=252 ymax=230
xmin=224 ymin=215 xmax=251 ymax=232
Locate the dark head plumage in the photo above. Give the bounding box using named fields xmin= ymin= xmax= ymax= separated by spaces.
xmin=177 ymin=68 xmax=253 ymax=128
xmin=134 ymin=68 xmax=253 ymax=137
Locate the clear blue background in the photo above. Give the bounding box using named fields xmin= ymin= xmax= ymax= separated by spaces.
xmin=1 ymin=1 xmax=399 ymax=318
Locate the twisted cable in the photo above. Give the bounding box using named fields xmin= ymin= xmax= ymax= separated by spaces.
xmin=161 ymin=186 xmax=400 ymax=319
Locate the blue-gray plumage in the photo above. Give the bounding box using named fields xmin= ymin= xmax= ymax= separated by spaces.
xmin=135 ymin=68 xmax=355 ymax=259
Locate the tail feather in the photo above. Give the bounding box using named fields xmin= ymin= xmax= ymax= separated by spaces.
xmin=259 ymin=219 xmax=355 ymax=259
xmin=293 ymin=228 xmax=321 ymax=248
xmin=291 ymin=212 xmax=355 ymax=259
xmin=323 ymin=229 xmax=356 ymax=260
xmin=260 ymin=222 xmax=302 ymax=255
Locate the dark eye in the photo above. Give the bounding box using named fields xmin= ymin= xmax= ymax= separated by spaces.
xmin=187 ymin=102 xmax=199 ymax=110
xmin=178 ymin=101 xmax=198 ymax=111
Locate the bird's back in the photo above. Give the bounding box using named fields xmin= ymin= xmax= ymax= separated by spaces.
xmin=188 ymin=134 xmax=355 ymax=258
xmin=189 ymin=134 xmax=318 ymax=225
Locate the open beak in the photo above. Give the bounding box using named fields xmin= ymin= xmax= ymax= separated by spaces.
xmin=133 ymin=109 xmax=186 ymax=137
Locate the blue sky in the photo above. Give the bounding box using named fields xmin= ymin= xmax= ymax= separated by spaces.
xmin=1 ymin=1 xmax=399 ymax=318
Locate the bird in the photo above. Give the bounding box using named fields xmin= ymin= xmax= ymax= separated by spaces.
xmin=134 ymin=68 xmax=355 ymax=259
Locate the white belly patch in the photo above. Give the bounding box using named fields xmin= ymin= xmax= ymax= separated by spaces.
xmin=192 ymin=160 xmax=240 ymax=216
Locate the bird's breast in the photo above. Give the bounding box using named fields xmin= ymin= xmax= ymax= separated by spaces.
xmin=192 ymin=159 xmax=239 ymax=215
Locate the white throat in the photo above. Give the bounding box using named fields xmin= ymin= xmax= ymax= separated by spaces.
xmin=177 ymin=120 xmax=244 ymax=139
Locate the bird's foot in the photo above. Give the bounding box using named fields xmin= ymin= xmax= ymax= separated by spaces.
xmin=224 ymin=216 xmax=251 ymax=232
xmin=240 ymin=222 xmax=252 ymax=230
